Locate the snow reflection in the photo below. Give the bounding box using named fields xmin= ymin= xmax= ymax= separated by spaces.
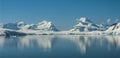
xmin=62 ymin=35 xmax=120 ymax=54
xmin=0 ymin=35 xmax=120 ymax=54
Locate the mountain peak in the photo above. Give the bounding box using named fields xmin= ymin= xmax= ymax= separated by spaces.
xmin=70 ymin=17 xmax=100 ymax=32
xmin=78 ymin=17 xmax=92 ymax=23
xmin=38 ymin=20 xmax=51 ymax=26
xmin=17 ymin=21 xmax=25 ymax=28
xmin=17 ymin=21 xmax=24 ymax=25
xmin=37 ymin=20 xmax=58 ymax=31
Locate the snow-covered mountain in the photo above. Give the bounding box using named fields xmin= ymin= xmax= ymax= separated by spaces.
xmin=3 ymin=21 xmax=25 ymax=30
xmin=2 ymin=20 xmax=58 ymax=31
xmin=3 ymin=23 xmax=18 ymax=30
xmin=97 ymin=19 xmax=111 ymax=31
xmin=0 ymin=28 xmax=26 ymax=36
xmin=105 ymin=22 xmax=120 ymax=35
xmin=106 ymin=23 xmax=120 ymax=31
xmin=0 ymin=18 xmax=120 ymax=36
xmin=20 ymin=20 xmax=58 ymax=31
xmin=70 ymin=17 xmax=100 ymax=32
xmin=0 ymin=20 xmax=59 ymax=36
xmin=35 ymin=20 xmax=58 ymax=31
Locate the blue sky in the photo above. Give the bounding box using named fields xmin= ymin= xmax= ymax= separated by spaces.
xmin=0 ymin=0 xmax=120 ymax=30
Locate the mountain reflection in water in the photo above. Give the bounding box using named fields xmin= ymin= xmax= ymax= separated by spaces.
xmin=0 ymin=35 xmax=120 ymax=58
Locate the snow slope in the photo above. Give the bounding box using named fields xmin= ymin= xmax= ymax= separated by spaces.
xmin=70 ymin=17 xmax=100 ymax=32
xmin=19 ymin=21 xmax=58 ymax=31
xmin=106 ymin=23 xmax=120 ymax=35
xmin=33 ymin=20 xmax=58 ymax=31
xmin=106 ymin=23 xmax=120 ymax=31
xmin=0 ymin=28 xmax=26 ymax=36
xmin=0 ymin=28 xmax=5 ymax=36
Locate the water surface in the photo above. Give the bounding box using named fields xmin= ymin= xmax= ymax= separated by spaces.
xmin=0 ymin=35 xmax=120 ymax=58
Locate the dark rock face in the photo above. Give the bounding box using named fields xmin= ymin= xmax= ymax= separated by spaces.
xmin=4 ymin=30 xmax=27 ymax=36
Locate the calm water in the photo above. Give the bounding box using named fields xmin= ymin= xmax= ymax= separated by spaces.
xmin=0 ymin=35 xmax=120 ymax=58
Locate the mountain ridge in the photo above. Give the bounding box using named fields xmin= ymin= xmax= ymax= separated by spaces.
xmin=0 ymin=17 xmax=120 ymax=35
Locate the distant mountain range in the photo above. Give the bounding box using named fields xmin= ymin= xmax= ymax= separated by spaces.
xmin=0 ymin=17 xmax=120 ymax=36
xmin=1 ymin=20 xmax=58 ymax=31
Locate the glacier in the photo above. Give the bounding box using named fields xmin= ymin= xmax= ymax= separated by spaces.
xmin=0 ymin=17 xmax=120 ymax=36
